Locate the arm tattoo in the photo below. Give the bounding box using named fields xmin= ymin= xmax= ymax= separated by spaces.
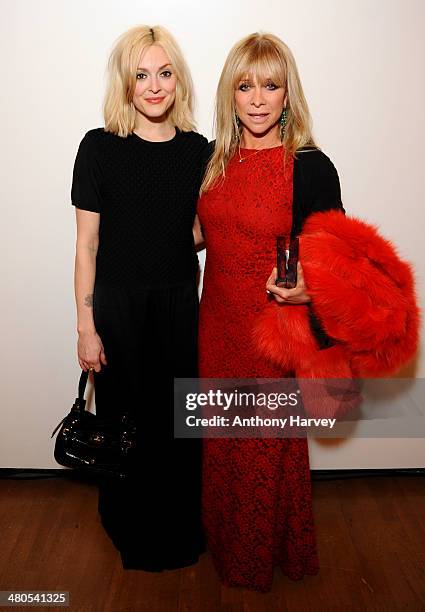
xmin=84 ymin=294 xmax=93 ymax=308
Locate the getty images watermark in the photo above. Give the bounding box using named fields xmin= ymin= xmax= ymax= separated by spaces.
xmin=174 ymin=378 xmax=425 ymax=438
xmin=183 ymin=386 xmax=335 ymax=429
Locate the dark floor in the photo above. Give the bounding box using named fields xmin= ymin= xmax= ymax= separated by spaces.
xmin=0 ymin=474 xmax=424 ymax=611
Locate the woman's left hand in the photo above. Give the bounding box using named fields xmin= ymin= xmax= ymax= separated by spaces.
xmin=266 ymin=262 xmax=311 ymax=304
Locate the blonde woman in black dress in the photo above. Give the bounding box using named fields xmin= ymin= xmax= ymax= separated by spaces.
xmin=71 ymin=25 xmax=208 ymax=571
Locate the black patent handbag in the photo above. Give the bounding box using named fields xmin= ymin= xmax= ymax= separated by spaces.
xmin=51 ymin=369 xmax=137 ymax=479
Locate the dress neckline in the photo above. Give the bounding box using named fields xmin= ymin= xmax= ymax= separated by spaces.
xmin=238 ymin=144 xmax=283 ymax=152
xmin=131 ymin=128 xmax=180 ymax=146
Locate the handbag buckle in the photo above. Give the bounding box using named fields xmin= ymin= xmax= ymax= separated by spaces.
xmin=90 ymin=433 xmax=105 ymax=444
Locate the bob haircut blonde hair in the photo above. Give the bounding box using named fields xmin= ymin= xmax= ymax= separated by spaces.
xmin=201 ymin=32 xmax=316 ymax=192
xmin=104 ymin=25 xmax=196 ymax=137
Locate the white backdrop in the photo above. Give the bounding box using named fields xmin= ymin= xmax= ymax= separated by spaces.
xmin=1 ymin=0 xmax=424 ymax=469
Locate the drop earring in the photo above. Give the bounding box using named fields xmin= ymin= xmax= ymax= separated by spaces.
xmin=280 ymin=108 xmax=287 ymax=138
xmin=235 ymin=112 xmax=241 ymax=128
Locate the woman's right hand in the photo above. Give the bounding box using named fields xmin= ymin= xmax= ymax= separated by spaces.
xmin=77 ymin=330 xmax=107 ymax=372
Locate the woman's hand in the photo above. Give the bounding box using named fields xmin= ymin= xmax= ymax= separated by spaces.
xmin=266 ymin=262 xmax=311 ymax=304
xmin=77 ymin=330 xmax=107 ymax=372
xmin=192 ymin=214 xmax=205 ymax=248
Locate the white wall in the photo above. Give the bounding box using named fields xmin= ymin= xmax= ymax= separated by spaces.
xmin=1 ymin=0 xmax=424 ymax=469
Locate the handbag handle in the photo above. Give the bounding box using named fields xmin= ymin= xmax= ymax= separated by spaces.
xmin=51 ymin=369 xmax=90 ymax=439
xmin=78 ymin=369 xmax=89 ymax=401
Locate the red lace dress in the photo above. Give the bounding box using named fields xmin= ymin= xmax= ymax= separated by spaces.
xmin=197 ymin=146 xmax=319 ymax=592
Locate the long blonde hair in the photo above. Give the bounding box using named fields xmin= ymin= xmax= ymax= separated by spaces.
xmin=201 ymin=32 xmax=316 ymax=193
xmin=104 ymin=25 xmax=196 ymax=137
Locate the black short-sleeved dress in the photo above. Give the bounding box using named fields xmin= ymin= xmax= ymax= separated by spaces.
xmin=71 ymin=127 xmax=208 ymax=570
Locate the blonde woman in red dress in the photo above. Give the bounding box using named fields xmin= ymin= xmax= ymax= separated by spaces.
xmin=195 ymin=33 xmax=344 ymax=591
